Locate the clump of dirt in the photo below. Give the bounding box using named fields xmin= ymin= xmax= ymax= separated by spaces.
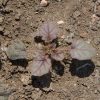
xmin=0 ymin=0 xmax=100 ymax=100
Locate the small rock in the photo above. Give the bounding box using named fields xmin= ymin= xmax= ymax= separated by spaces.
xmin=15 ymin=11 xmax=21 ymax=21
xmin=94 ymin=90 xmax=98 ymax=94
xmin=40 ymin=0 xmax=48 ymax=7
xmin=73 ymin=11 xmax=81 ymax=18
xmin=15 ymin=15 xmax=20 ymax=21
xmin=21 ymin=74 xmax=30 ymax=85
xmin=57 ymin=20 xmax=64 ymax=25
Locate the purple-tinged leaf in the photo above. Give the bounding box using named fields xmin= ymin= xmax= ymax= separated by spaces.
xmin=70 ymin=39 xmax=96 ymax=60
xmin=37 ymin=22 xmax=58 ymax=42
xmin=51 ymin=48 xmax=64 ymax=61
xmin=30 ymin=51 xmax=51 ymax=76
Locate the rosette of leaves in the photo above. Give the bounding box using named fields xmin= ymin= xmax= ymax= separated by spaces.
xmin=6 ymin=40 xmax=27 ymax=60
xmin=70 ymin=39 xmax=96 ymax=60
xmin=30 ymin=22 xmax=64 ymax=76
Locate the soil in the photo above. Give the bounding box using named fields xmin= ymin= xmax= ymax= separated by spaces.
xmin=0 ymin=0 xmax=100 ymax=100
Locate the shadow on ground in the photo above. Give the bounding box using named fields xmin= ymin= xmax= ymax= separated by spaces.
xmin=69 ymin=59 xmax=95 ymax=78
xmin=31 ymin=73 xmax=51 ymax=89
xmin=52 ymin=60 xmax=64 ymax=76
xmin=10 ymin=59 xmax=28 ymax=67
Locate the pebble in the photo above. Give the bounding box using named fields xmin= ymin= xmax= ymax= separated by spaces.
xmin=40 ymin=0 xmax=48 ymax=7
xmin=21 ymin=74 xmax=30 ymax=85
xmin=15 ymin=15 xmax=20 ymax=21
xmin=57 ymin=20 xmax=64 ymax=25
xmin=15 ymin=11 xmax=21 ymax=21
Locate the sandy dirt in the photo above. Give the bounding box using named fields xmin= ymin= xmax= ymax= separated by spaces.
xmin=0 ymin=0 xmax=100 ymax=100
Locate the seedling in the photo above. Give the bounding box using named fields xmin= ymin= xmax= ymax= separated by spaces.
xmin=30 ymin=22 xmax=64 ymax=76
xmin=29 ymin=21 xmax=96 ymax=76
